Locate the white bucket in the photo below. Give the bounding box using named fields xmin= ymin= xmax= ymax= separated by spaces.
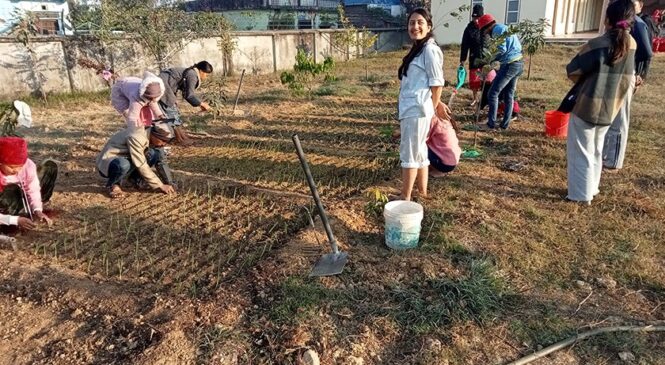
xmin=383 ymin=200 xmax=424 ymax=250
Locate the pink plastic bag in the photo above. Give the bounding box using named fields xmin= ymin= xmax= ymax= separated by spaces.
xmin=139 ymin=106 xmax=154 ymax=127
xmin=485 ymin=69 xmax=497 ymax=83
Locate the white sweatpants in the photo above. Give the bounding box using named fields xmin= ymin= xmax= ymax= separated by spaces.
xmin=400 ymin=116 xmax=431 ymax=169
xmin=567 ymin=114 xmax=610 ymax=202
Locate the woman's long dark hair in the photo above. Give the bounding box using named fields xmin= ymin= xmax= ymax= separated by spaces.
xmin=606 ymin=0 xmax=635 ymax=65
xmin=398 ymin=8 xmax=435 ymax=80
xmin=195 ymin=60 xmax=213 ymax=73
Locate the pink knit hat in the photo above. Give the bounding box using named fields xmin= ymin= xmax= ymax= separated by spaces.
xmin=0 ymin=137 xmax=28 ymax=165
xmin=143 ymin=82 xmax=162 ymax=100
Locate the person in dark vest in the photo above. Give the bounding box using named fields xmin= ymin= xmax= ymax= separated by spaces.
xmin=158 ymin=61 xmax=213 ymax=145
xmin=636 ymin=0 xmax=659 ymax=39
xmin=459 ymin=4 xmax=486 ymax=107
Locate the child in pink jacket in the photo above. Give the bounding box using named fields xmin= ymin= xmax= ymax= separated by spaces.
xmin=426 ymin=116 xmax=462 ymax=177
xmin=0 ymin=137 xmax=57 ymax=231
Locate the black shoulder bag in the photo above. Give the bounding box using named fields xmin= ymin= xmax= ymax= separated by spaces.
xmin=557 ymin=81 xmax=583 ymax=113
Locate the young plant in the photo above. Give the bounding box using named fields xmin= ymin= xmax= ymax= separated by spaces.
xmin=333 ymin=5 xmax=378 ymax=68
xmin=280 ymin=50 xmax=335 ymax=97
xmin=517 ymin=18 xmax=550 ymax=80
xmin=432 ymin=2 xmax=471 ymax=30
xmin=200 ymin=75 xmax=227 ymax=118
xmin=379 ymin=125 xmax=395 ymax=140
xmin=0 ymin=103 xmax=19 ymax=136
xmin=364 ymin=188 xmax=389 ymax=218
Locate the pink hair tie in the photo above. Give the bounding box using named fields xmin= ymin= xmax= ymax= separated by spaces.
xmin=615 ymin=20 xmax=629 ymax=29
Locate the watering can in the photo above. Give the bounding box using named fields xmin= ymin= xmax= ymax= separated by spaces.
xmin=447 ymin=66 xmax=467 ymax=107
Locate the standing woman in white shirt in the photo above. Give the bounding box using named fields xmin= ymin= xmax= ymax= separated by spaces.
xmin=397 ymin=8 xmax=449 ymax=201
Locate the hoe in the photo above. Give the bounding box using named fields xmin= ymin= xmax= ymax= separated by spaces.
xmin=292 ymin=134 xmax=348 ymax=277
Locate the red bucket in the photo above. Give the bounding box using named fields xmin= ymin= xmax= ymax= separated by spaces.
xmin=544 ymin=110 xmax=569 ymax=139
xmin=653 ymin=38 xmax=663 ymax=53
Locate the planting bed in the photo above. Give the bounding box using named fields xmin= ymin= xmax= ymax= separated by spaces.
xmin=0 ymin=47 xmax=664 ymax=364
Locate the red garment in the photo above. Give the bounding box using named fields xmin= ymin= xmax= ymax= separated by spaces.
xmin=654 ymin=37 xmax=665 ymax=53
xmin=498 ymin=100 xmax=520 ymax=114
xmin=469 ymin=68 xmax=482 ymax=91
xmin=0 ymin=137 xmax=28 ymax=165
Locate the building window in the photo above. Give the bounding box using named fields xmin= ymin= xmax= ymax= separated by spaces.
xmin=36 ymin=19 xmax=58 ymax=34
xmin=505 ymin=0 xmax=520 ymax=24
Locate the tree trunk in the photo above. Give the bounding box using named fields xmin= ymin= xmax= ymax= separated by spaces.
xmin=527 ymin=54 xmax=533 ymax=80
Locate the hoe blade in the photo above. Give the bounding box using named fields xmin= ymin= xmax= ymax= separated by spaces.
xmin=309 ymin=252 xmax=349 ymax=277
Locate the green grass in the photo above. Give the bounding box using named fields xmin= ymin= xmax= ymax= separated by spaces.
xmin=195 ymin=324 xmax=247 ymax=364
xmin=390 ymin=260 xmax=508 ymax=334
xmin=509 ymin=312 xmax=576 ymax=348
xmin=314 ymin=82 xmax=366 ymax=97
xmin=270 ymin=277 xmax=342 ymax=325
xmin=1 ymin=89 xmax=110 ymax=105
xmin=574 ymin=331 xmax=665 ymax=364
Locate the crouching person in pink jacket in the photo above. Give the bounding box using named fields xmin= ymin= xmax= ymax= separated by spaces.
xmin=426 ymin=116 xmax=462 ymax=177
xmin=0 ymin=137 xmax=58 ymax=231
xmin=111 ymin=71 xmax=167 ymax=128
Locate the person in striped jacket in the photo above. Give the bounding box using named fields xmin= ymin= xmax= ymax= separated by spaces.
xmin=565 ymin=0 xmax=637 ymax=205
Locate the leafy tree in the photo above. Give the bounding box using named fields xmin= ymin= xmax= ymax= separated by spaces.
xmin=114 ymin=2 xmax=234 ymax=69
xmin=68 ymin=0 xmax=234 ymax=71
xmin=9 ymin=10 xmax=47 ymax=101
xmin=517 ymin=18 xmax=550 ymax=80
xmin=332 ymin=5 xmax=378 ymax=61
xmin=401 ymin=0 xmax=431 ymax=11
xmin=401 ymin=0 xmax=470 ymax=30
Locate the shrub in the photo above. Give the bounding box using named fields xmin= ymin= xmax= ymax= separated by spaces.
xmin=280 ymin=50 xmax=335 ymax=97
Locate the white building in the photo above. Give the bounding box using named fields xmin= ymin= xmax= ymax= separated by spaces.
xmin=0 ymin=0 xmax=72 ymax=35
xmin=432 ymin=0 xmax=610 ymax=44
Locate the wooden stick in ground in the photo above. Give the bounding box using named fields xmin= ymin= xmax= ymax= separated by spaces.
xmin=473 ymin=74 xmax=487 ymax=148
xmin=232 ymin=69 xmax=246 ymax=113
xmin=506 ymin=325 xmax=665 ymax=365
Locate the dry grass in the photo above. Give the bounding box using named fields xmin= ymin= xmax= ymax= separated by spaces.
xmin=0 ymin=45 xmax=663 ymax=364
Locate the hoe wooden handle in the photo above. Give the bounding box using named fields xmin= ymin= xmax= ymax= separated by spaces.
xmin=292 ymin=134 xmax=339 ymax=254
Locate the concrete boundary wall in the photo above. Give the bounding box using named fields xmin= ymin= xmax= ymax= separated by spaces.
xmin=0 ymin=28 xmax=405 ymax=97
